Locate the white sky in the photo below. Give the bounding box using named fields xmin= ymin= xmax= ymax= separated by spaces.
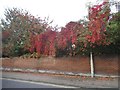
xmin=0 ymin=0 xmax=119 ymax=27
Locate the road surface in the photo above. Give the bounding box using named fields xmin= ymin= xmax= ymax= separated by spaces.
xmin=1 ymin=78 xmax=76 ymax=88
xmin=2 ymin=72 xmax=119 ymax=88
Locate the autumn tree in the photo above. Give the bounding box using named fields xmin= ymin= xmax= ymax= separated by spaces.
xmin=1 ymin=8 xmax=54 ymax=57
xmin=82 ymin=1 xmax=111 ymax=55
xmin=87 ymin=1 xmax=110 ymax=45
xmin=55 ymin=21 xmax=86 ymax=56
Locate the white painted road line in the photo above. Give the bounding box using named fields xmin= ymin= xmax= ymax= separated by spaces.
xmin=1 ymin=78 xmax=77 ymax=88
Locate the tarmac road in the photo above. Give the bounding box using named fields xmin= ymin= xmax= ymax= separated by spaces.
xmin=2 ymin=71 xmax=119 ymax=88
xmin=1 ymin=78 xmax=76 ymax=88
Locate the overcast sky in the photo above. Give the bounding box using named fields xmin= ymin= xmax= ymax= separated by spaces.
xmin=0 ymin=0 xmax=118 ymax=27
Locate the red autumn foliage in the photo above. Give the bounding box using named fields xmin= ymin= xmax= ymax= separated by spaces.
xmin=12 ymin=1 xmax=112 ymax=56
xmin=57 ymin=22 xmax=83 ymax=49
xmin=2 ymin=4 xmax=114 ymax=57
xmin=29 ymin=29 xmax=57 ymax=56
xmin=87 ymin=1 xmax=110 ymax=45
